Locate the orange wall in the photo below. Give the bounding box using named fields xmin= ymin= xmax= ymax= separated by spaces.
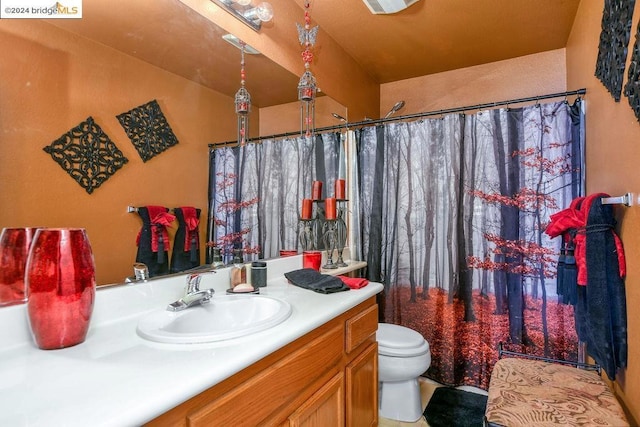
xmin=381 ymin=48 xmax=567 ymax=115
xmin=567 ymin=0 xmax=640 ymax=423
xmin=259 ymin=96 xmax=347 ymax=136
xmin=266 ymin=46 xmax=566 ymax=137
xmin=0 ymin=20 xmax=242 ymax=285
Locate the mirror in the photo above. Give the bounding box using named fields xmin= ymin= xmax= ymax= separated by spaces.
xmin=0 ymin=0 xmax=311 ymax=302
xmin=46 ymin=0 xmax=301 ymax=108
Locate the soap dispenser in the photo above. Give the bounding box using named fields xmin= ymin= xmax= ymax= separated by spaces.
xmin=229 ymin=249 xmax=247 ymax=289
xmin=211 ymin=247 xmax=225 ymax=270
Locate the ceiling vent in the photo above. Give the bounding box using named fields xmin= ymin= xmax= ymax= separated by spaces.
xmin=361 ymin=0 xmax=420 ymax=14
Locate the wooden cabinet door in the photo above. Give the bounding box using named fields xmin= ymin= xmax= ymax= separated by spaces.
xmin=345 ymin=342 xmax=378 ymax=427
xmin=289 ymin=372 xmax=344 ymax=427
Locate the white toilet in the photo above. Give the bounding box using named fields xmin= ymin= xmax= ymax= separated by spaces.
xmin=377 ymin=323 xmax=431 ymax=422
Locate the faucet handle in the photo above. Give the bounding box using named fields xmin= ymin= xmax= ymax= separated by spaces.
xmin=185 ymin=273 xmax=202 ymax=294
xmin=133 ymin=263 xmax=149 ymax=281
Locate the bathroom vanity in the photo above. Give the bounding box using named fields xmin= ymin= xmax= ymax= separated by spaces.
xmin=0 ymin=256 xmax=381 ymax=426
xmin=149 ymin=294 xmax=379 ymax=426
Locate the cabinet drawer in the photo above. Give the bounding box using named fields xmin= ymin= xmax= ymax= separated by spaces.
xmin=345 ymin=303 xmax=378 ymax=353
xmin=187 ymin=324 xmax=344 ymax=427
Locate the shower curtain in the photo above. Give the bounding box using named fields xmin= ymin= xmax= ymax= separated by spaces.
xmin=207 ymin=98 xmax=585 ymax=390
xmin=358 ymin=99 xmax=585 ymax=389
xmin=206 ymin=133 xmax=345 ymax=263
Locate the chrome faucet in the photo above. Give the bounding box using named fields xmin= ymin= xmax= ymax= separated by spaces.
xmin=167 ymin=272 xmax=216 ymax=312
xmin=124 ymin=262 xmax=150 ymax=284
xmin=133 ymin=263 xmax=149 ymax=281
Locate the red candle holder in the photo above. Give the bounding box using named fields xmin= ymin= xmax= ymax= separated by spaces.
xmin=236 ymin=102 xmax=250 ymax=114
xmin=303 ymin=251 xmax=322 ymax=271
xmin=26 ymin=228 xmax=96 ymax=350
xmin=280 ymin=250 xmax=298 ymax=257
xmin=300 ymin=87 xmax=314 ymax=101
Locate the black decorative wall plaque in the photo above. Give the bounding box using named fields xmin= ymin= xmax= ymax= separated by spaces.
xmin=624 ymin=21 xmax=640 ymax=122
xmin=595 ymin=0 xmax=636 ymax=101
xmin=116 ymin=99 xmax=179 ymax=162
xmin=43 ymin=116 xmax=129 ymax=194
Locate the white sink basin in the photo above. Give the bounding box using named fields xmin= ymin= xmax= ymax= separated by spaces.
xmin=136 ymin=294 xmax=292 ymax=344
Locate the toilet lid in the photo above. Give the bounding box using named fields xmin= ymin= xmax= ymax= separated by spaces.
xmin=377 ymin=323 xmax=430 ymax=357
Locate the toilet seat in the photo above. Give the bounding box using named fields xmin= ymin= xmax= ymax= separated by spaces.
xmin=377 ymin=323 xmax=430 ymax=357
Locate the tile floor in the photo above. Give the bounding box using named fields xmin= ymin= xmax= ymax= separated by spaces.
xmin=378 ymin=378 xmax=488 ymax=427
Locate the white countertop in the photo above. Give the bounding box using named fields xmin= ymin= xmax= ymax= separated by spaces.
xmin=0 ymin=256 xmax=381 ymax=426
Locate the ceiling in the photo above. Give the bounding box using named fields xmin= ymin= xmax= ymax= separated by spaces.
xmin=301 ymin=0 xmax=581 ymax=83
xmin=48 ymin=0 xmax=581 ymax=107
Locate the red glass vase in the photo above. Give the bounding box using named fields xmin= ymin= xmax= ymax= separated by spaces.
xmin=0 ymin=227 xmax=38 ymax=307
xmin=26 ymin=228 xmax=96 ymax=350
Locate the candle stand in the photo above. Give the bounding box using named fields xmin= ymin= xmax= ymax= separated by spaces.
xmin=298 ymin=218 xmax=316 ymax=251
xmin=334 ymin=201 xmax=348 ymax=267
xmin=297 ymin=194 xmax=348 ymax=268
xmin=321 ymin=219 xmax=338 ymax=269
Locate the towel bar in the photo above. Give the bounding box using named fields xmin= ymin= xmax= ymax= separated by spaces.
xmin=601 ymin=192 xmax=634 ymax=206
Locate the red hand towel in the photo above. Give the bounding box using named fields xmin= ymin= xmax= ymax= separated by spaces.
xmin=180 ymin=206 xmax=199 ymax=251
xmin=339 ymin=276 xmax=369 ymax=289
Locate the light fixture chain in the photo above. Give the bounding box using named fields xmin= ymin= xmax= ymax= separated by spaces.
xmin=297 ymin=0 xmax=318 ymax=137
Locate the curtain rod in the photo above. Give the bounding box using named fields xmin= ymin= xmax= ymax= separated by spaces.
xmin=209 ymin=88 xmax=586 ymax=147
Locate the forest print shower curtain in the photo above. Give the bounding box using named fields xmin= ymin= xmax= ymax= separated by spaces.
xmin=358 ymin=99 xmax=585 ymax=389
xmin=207 ymin=133 xmax=344 ymax=263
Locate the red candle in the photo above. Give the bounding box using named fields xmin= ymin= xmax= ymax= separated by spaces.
xmin=301 ymin=198 xmax=312 ymax=220
xmin=312 ymin=181 xmax=323 ymax=200
xmin=236 ymin=102 xmax=249 ymax=114
xmin=301 ymin=87 xmax=314 ymax=101
xmin=325 ymin=197 xmax=337 ymax=220
xmin=335 ymin=179 xmax=346 ymax=200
